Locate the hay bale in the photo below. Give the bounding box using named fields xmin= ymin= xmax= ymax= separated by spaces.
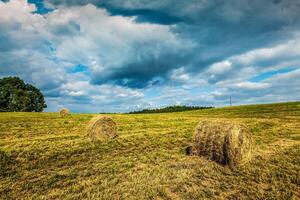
xmin=192 ymin=120 xmax=252 ymax=168
xmin=87 ymin=116 xmax=118 ymax=140
xmin=59 ymin=108 xmax=70 ymax=117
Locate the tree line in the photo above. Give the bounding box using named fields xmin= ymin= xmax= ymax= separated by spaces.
xmin=128 ymin=105 xmax=214 ymax=114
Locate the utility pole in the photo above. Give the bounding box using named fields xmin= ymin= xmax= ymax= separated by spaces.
xmin=230 ymin=96 xmax=232 ymax=107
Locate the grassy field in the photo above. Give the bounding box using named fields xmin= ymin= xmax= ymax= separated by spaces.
xmin=0 ymin=102 xmax=300 ymax=199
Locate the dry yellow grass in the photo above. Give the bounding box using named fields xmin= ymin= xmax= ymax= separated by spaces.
xmin=0 ymin=102 xmax=299 ymax=199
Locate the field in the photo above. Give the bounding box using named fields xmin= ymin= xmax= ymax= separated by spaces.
xmin=0 ymin=102 xmax=300 ymax=199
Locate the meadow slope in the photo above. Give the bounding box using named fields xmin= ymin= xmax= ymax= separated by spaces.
xmin=0 ymin=102 xmax=299 ymax=199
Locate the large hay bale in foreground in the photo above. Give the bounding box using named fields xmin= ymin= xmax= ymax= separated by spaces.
xmin=87 ymin=116 xmax=118 ymax=140
xmin=192 ymin=120 xmax=252 ymax=168
xmin=59 ymin=108 xmax=70 ymax=117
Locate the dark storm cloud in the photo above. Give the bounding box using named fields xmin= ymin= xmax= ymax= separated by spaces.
xmin=91 ymin=50 xmax=192 ymax=88
xmin=104 ymin=6 xmax=183 ymax=25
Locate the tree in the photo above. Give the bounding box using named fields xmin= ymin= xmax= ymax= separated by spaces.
xmin=128 ymin=105 xmax=214 ymax=114
xmin=0 ymin=77 xmax=47 ymax=112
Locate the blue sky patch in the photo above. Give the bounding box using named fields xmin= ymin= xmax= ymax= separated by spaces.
xmin=28 ymin=0 xmax=53 ymax=14
xmin=67 ymin=64 xmax=90 ymax=76
xmin=250 ymin=68 xmax=298 ymax=82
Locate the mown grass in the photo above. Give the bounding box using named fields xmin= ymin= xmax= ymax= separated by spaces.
xmin=0 ymin=102 xmax=299 ymax=199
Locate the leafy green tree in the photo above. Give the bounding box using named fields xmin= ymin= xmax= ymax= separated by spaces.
xmin=0 ymin=77 xmax=47 ymax=112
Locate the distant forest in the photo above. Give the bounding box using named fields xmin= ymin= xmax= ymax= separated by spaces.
xmin=128 ymin=105 xmax=214 ymax=114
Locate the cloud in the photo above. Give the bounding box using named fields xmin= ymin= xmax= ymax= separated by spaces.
xmin=45 ymin=0 xmax=300 ymax=63
xmin=200 ymin=35 xmax=300 ymax=85
xmin=0 ymin=0 xmax=192 ymax=111
xmin=0 ymin=0 xmax=66 ymax=91
xmin=45 ymin=4 xmax=194 ymax=88
xmin=209 ymin=68 xmax=300 ymax=105
xmin=169 ymin=67 xmax=190 ymax=82
xmin=207 ymin=61 xmax=232 ymax=75
xmin=47 ymin=80 xmax=145 ymax=113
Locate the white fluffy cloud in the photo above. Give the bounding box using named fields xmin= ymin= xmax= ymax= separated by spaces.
xmin=47 ymin=4 xmax=193 ymax=87
xmin=202 ymin=35 xmax=300 ymax=85
xmin=0 ymin=0 xmax=192 ymax=112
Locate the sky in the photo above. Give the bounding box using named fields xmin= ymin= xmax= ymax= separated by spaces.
xmin=0 ymin=0 xmax=300 ymax=113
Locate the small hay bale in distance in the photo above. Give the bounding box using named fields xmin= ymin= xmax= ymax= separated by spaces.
xmin=59 ymin=108 xmax=70 ymax=117
xmin=192 ymin=120 xmax=252 ymax=168
xmin=87 ymin=116 xmax=118 ymax=140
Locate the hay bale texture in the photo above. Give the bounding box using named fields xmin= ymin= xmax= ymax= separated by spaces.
xmin=87 ymin=116 xmax=118 ymax=140
xmin=59 ymin=108 xmax=70 ymax=117
xmin=192 ymin=120 xmax=252 ymax=168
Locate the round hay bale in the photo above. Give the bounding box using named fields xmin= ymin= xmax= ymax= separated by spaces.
xmin=87 ymin=116 xmax=118 ymax=140
xmin=59 ymin=108 xmax=70 ymax=117
xmin=192 ymin=120 xmax=252 ymax=168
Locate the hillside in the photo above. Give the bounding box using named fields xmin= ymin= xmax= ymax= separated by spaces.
xmin=0 ymin=102 xmax=299 ymax=199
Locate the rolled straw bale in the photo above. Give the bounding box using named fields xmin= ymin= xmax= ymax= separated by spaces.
xmin=192 ymin=120 xmax=252 ymax=168
xmin=87 ymin=116 xmax=118 ymax=140
xmin=59 ymin=108 xmax=70 ymax=117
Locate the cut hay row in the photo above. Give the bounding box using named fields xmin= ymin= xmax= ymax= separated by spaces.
xmin=191 ymin=119 xmax=252 ymax=168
